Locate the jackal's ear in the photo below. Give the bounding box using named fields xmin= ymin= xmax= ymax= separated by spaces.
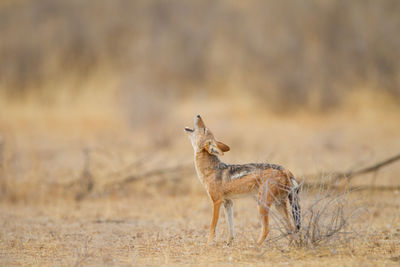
xmin=203 ymin=140 xmax=223 ymax=155
xmin=217 ymin=141 xmax=230 ymax=152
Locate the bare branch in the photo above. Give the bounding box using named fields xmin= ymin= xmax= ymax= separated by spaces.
xmin=303 ymin=152 xmax=400 ymax=186
xmin=104 ymin=164 xmax=193 ymax=189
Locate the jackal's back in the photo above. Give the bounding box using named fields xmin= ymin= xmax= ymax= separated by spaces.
xmin=227 ymin=163 xmax=284 ymax=180
xmin=220 ymin=162 xmax=294 ymax=198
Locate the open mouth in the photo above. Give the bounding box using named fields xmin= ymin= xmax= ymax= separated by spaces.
xmin=184 ymin=127 xmax=194 ymax=132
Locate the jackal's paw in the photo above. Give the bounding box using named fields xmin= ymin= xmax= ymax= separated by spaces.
xmin=289 ymin=232 xmax=300 ymax=244
xmin=207 ymin=241 xmax=215 ymax=246
xmin=224 ymin=238 xmax=234 ymax=246
xmin=224 ymin=241 xmax=231 ymax=247
xmin=256 ymin=239 xmax=265 ymax=247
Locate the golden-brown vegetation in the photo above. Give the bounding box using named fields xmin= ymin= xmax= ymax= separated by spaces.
xmin=1 ymin=95 xmax=400 ymax=265
xmin=1 ymin=0 xmax=400 ymax=111
xmin=1 ymin=1 xmax=400 ymax=266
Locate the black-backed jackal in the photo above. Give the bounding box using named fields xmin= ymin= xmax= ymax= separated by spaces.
xmin=184 ymin=115 xmax=301 ymax=245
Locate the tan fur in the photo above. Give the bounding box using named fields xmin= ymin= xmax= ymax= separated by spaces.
xmin=216 ymin=141 xmax=230 ymax=152
xmin=185 ymin=115 xmax=299 ymax=245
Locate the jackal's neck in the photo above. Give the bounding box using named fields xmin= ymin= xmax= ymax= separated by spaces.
xmin=194 ymin=150 xmax=223 ymax=178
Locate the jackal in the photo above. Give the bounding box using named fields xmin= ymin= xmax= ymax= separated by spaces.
xmin=184 ymin=115 xmax=301 ymax=245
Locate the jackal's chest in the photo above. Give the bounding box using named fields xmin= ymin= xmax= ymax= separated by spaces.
xmin=194 ymin=166 xmax=223 ymax=197
xmin=194 ymin=167 xmax=206 ymax=186
xmin=194 ymin=167 xmax=217 ymax=187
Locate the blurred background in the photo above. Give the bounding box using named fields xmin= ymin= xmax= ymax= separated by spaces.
xmin=0 ymin=0 xmax=400 ymax=202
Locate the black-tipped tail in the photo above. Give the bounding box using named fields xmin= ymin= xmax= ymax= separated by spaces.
xmin=288 ymin=178 xmax=301 ymax=231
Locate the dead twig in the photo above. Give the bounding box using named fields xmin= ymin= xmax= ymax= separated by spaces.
xmin=304 ymin=152 xmax=400 ymax=185
xmin=303 ymin=183 xmax=400 ymax=192
xmin=75 ymin=148 xmax=94 ymax=201
xmin=0 ymin=138 xmax=5 ymax=197
xmin=73 ymin=236 xmax=93 ymax=267
xmin=104 ymin=164 xmax=193 ymax=189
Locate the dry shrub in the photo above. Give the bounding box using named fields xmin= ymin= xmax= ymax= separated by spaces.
xmin=1 ymin=0 xmax=400 ymax=110
xmin=268 ymin=179 xmax=364 ymax=250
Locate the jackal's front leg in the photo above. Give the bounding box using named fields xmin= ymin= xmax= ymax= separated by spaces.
xmin=223 ymin=199 xmax=234 ymax=245
xmin=207 ymin=201 xmax=222 ymax=244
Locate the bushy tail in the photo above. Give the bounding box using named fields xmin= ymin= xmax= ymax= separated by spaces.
xmin=288 ymin=178 xmax=301 ymax=232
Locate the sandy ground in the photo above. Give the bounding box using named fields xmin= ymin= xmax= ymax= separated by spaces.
xmin=1 ymin=191 xmax=399 ymax=266
xmin=1 ymin=98 xmax=400 ymax=266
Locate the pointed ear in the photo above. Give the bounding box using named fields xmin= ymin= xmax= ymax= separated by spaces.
xmin=203 ymin=141 xmax=223 ymax=155
xmin=194 ymin=115 xmax=206 ymax=129
xmin=217 ymin=141 xmax=230 ymax=152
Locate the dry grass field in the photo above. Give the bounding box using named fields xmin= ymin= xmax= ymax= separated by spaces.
xmin=1 ymin=2 xmax=400 ymax=265
xmin=1 ymin=94 xmax=400 ymax=266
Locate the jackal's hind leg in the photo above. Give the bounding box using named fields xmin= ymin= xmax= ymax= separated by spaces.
xmin=256 ymin=182 xmax=274 ymax=246
xmin=275 ymin=200 xmax=294 ymax=233
xmin=275 ymin=201 xmax=295 ymax=245
xmin=257 ymin=202 xmax=272 ymax=245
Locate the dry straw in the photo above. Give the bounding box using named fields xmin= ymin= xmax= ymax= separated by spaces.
xmin=265 ymin=176 xmax=365 ymax=251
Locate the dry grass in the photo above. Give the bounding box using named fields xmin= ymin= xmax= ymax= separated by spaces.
xmin=2 ymin=2 xmax=400 ymax=264
xmin=268 ymin=182 xmax=362 ymax=249
xmin=0 ymin=95 xmax=400 ymax=266
xmin=1 ymin=192 xmax=399 ymax=266
xmin=2 ymin=0 xmax=400 ymax=110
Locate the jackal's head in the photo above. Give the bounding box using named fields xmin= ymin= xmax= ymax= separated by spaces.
xmin=184 ymin=115 xmax=230 ymax=156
